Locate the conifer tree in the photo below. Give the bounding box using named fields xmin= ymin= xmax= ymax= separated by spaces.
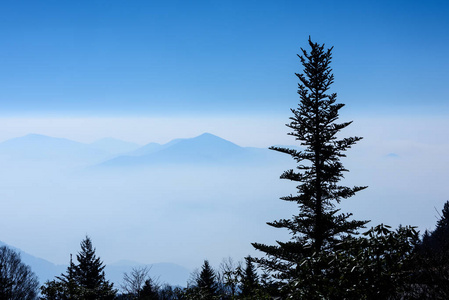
xmin=414 ymin=201 xmax=449 ymax=298
xmin=74 ymin=236 xmax=116 ymax=300
xmin=196 ymin=260 xmax=218 ymax=299
xmin=75 ymin=236 xmax=104 ymax=288
xmin=252 ymin=38 xmax=368 ymax=293
xmin=57 ymin=254 xmax=85 ymax=298
xmin=431 ymin=201 xmax=449 ymax=247
xmin=41 ymin=236 xmax=116 ymax=300
xmin=138 ymin=279 xmax=160 ymax=300
xmin=240 ymin=256 xmax=259 ymax=297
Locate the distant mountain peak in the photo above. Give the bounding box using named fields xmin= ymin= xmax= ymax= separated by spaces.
xmin=198 ymin=132 xmax=215 ymax=137
xmin=178 ymin=132 xmax=241 ymax=148
xmin=190 ymin=132 xmax=236 ymax=144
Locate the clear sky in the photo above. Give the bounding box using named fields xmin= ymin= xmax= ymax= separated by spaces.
xmin=1 ymin=0 xmax=448 ymax=118
xmin=1 ymin=0 xmax=449 ymax=271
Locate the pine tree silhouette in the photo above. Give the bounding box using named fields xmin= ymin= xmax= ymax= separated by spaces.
xmin=253 ymin=38 xmax=368 ymax=290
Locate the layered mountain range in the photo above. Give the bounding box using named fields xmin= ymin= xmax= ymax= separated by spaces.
xmin=0 ymin=132 xmax=293 ymax=288
xmin=0 ymin=132 xmax=290 ymax=169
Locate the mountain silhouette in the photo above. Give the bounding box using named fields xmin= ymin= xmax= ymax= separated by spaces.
xmin=98 ymin=133 xmax=271 ymax=167
xmin=0 ymin=133 xmax=290 ymax=170
xmin=0 ymin=134 xmax=110 ymax=164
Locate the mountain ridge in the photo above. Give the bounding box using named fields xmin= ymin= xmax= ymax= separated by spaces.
xmin=97 ymin=132 xmax=258 ymax=167
xmin=0 ymin=132 xmax=291 ymax=170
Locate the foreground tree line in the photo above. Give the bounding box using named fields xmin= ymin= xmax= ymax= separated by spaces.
xmin=2 ymin=207 xmax=449 ymax=300
xmin=2 ymin=38 xmax=449 ymax=299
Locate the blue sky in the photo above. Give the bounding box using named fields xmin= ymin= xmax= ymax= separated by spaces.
xmin=1 ymin=0 xmax=448 ymax=117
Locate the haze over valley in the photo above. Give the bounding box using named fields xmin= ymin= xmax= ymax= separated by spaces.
xmin=0 ymin=132 xmax=296 ymax=284
xmin=1 ymin=127 xmax=448 ymax=287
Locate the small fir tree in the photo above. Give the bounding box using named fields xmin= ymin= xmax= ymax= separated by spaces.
xmin=252 ymin=38 xmax=368 ymax=296
xmin=240 ymin=256 xmax=259 ymax=297
xmin=138 ymin=279 xmax=160 ymax=300
xmin=75 ymin=236 xmax=104 ymax=288
xmin=196 ymin=260 xmax=218 ymax=299
xmin=41 ymin=236 xmax=116 ymax=300
xmin=74 ymin=236 xmax=116 ymax=300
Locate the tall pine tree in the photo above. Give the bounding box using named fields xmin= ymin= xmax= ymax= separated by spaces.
xmin=252 ymin=38 xmax=368 ymax=295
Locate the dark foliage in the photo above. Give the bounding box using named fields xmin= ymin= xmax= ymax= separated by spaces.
xmin=121 ymin=266 xmax=159 ymax=299
xmin=412 ymin=201 xmax=449 ymax=298
xmin=138 ymin=279 xmax=160 ymax=300
xmin=0 ymin=246 xmax=39 ymax=300
xmin=196 ymin=260 xmax=218 ymax=298
xmin=239 ymin=256 xmax=258 ymax=297
xmin=75 ymin=237 xmax=104 ymax=289
xmin=252 ymin=38 xmax=368 ymax=297
xmin=306 ymin=224 xmax=419 ymax=299
xmin=158 ymin=284 xmax=185 ymax=300
xmin=40 ymin=236 xmax=116 ymax=300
